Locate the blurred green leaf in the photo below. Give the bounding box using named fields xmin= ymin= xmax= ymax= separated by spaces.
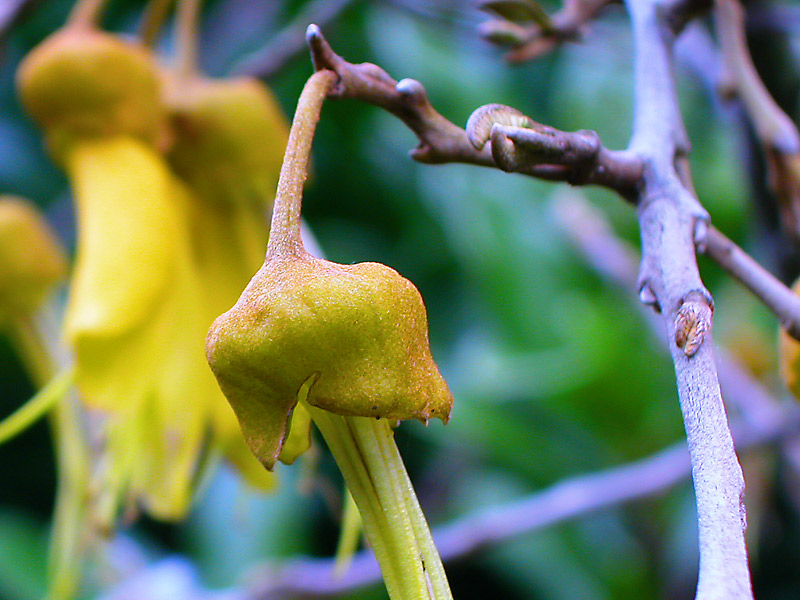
xmin=0 ymin=508 xmax=48 ymax=600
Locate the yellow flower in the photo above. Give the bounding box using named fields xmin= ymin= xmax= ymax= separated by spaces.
xmin=17 ymin=21 xmax=290 ymax=524
xmin=65 ymin=136 xmax=221 ymax=519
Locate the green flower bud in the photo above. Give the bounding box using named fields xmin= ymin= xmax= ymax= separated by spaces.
xmin=206 ymin=71 xmax=452 ymax=470
xmin=0 ymin=196 xmax=66 ymax=321
xmin=17 ymin=26 xmax=167 ymax=158
xmin=207 ymin=250 xmax=452 ymax=468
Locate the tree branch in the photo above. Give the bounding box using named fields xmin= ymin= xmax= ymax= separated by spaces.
xmin=715 ymin=0 xmax=800 ymax=241
xmin=306 ymin=25 xmax=642 ymax=196
xmin=551 ymin=192 xmax=787 ymax=431
xmin=626 ymin=0 xmax=752 ymax=596
xmin=704 ymin=227 xmax=800 ymax=339
xmin=304 ymin=11 xmax=758 ymax=596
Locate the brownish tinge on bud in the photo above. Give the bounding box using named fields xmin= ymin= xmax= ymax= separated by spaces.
xmin=206 ymin=71 xmax=452 ymax=470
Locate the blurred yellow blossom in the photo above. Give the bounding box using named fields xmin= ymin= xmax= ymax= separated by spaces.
xmin=17 ymin=13 xmax=289 ymax=526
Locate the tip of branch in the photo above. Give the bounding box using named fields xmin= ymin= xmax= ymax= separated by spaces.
xmin=396 ymin=78 xmax=424 ymax=98
xmin=306 ymin=23 xmax=336 ymax=72
xmin=305 ymin=23 xmax=321 ymax=44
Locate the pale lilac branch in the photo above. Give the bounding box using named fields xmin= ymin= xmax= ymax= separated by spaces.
xmin=551 ymin=193 xmax=785 ymax=432
xmin=626 ymin=0 xmax=752 ymax=597
xmin=704 ymin=227 xmax=800 ymax=339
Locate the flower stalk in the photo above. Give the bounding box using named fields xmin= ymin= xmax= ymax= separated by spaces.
xmin=275 ymin=69 xmax=451 ymax=600
xmin=5 ymin=308 xmax=90 ymax=600
xmin=207 ymin=67 xmax=453 ymax=599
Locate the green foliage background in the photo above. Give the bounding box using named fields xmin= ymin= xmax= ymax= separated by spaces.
xmin=1 ymin=1 xmax=798 ymax=598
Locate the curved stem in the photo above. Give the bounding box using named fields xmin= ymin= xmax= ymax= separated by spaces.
xmin=6 ymin=307 xmax=91 ymax=600
xmin=267 ymin=70 xmax=337 ymax=257
xmin=0 ymin=366 xmax=74 ymax=445
xmin=175 ymin=0 xmax=201 ymax=81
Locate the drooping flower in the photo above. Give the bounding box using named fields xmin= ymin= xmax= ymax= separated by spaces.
xmin=16 ymin=14 xmax=289 ymax=524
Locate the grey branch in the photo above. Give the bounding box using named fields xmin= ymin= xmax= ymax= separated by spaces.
xmin=627 ymin=0 xmax=752 ymax=596
xmin=704 ymin=227 xmax=800 ymax=339
xmin=552 ymin=192 xmax=787 ymax=435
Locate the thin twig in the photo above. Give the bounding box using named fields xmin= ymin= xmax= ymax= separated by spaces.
xmin=715 ymin=0 xmax=800 ymax=241
xmin=704 ymin=226 xmax=800 ymax=339
xmin=139 ymin=0 xmax=175 ymax=47
xmin=305 ymin=26 xmax=642 ymax=196
xmin=175 ymin=0 xmax=201 ymax=81
xmin=479 ymin=0 xmax=616 ymax=62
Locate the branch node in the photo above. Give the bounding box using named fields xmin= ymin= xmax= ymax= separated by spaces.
xmin=674 ymin=291 xmax=714 ymax=357
xmin=693 ymin=217 xmax=709 ymax=253
xmin=638 ymin=282 xmax=660 ymax=311
xmin=306 ymin=23 xmax=333 ymax=71
xmin=466 ymin=103 xmax=533 ymax=149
